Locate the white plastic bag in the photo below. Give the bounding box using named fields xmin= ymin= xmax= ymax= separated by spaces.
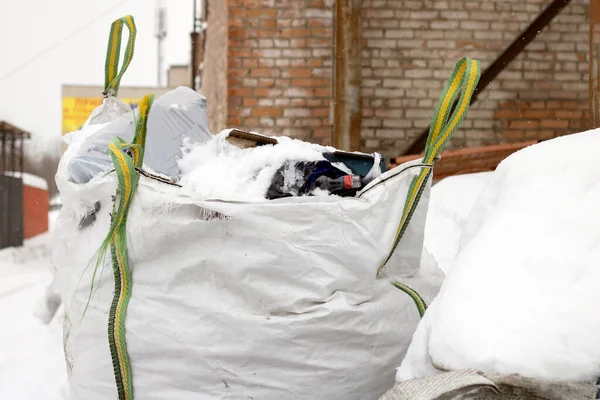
xmin=68 ymin=87 xmax=212 ymax=183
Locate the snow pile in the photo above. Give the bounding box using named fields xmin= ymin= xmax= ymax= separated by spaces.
xmin=3 ymin=172 xmax=49 ymax=191
xmin=178 ymin=130 xmax=334 ymax=201
xmin=398 ymin=130 xmax=600 ymax=383
xmin=423 ymin=172 xmax=491 ymax=273
xmin=0 ymin=230 xmax=68 ymax=400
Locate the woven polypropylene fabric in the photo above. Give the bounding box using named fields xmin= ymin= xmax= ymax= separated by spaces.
xmin=380 ymin=369 xmax=498 ymax=400
xmin=381 ymin=370 xmax=597 ymax=400
xmin=475 ymin=375 xmax=598 ymax=400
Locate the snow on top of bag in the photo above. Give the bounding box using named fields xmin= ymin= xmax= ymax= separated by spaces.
xmin=178 ymin=129 xmax=335 ymax=201
xmin=398 ymin=129 xmax=600 ymax=382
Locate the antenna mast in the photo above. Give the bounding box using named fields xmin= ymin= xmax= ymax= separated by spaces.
xmin=156 ymin=1 xmax=167 ymax=87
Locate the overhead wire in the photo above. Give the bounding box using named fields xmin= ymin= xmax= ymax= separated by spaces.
xmin=0 ymin=0 xmax=135 ymax=82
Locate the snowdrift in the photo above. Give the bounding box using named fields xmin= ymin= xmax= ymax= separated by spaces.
xmin=0 ymin=233 xmax=68 ymax=400
xmin=396 ymin=129 xmax=600 ymax=387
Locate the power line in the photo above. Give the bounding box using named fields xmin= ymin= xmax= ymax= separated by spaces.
xmin=0 ymin=0 xmax=135 ymax=82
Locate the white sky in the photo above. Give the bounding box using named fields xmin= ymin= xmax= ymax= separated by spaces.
xmin=0 ymin=0 xmax=193 ymax=138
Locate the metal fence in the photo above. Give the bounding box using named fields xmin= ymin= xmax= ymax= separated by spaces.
xmin=0 ymin=122 xmax=28 ymax=249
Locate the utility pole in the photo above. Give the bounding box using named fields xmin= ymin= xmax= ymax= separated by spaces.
xmin=191 ymin=0 xmax=205 ymax=91
xmin=155 ymin=2 xmax=167 ymax=87
xmin=333 ymin=0 xmax=362 ymax=152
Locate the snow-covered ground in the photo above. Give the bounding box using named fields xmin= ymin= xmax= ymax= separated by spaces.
xmin=0 ymin=211 xmax=68 ymax=399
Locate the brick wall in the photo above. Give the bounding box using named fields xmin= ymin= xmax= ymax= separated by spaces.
xmin=205 ymin=0 xmax=591 ymax=157
xmin=361 ymin=0 xmax=591 ymax=157
xmin=226 ymin=0 xmax=334 ymax=144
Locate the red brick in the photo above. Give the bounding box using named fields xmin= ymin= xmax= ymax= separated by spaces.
xmin=228 ymin=117 xmax=242 ymax=126
xmin=228 ymin=87 xmax=252 ymax=97
xmin=230 ymin=49 xmax=252 ymax=58
xmin=307 ymin=59 xmax=323 ymax=67
xmin=547 ymin=101 xmax=562 ymax=109
xmin=247 ymin=9 xmax=277 ymax=18
xmin=291 ymin=78 xmax=327 ymax=87
xmin=554 ymin=110 xmax=583 ymax=119
xmin=280 ymin=28 xmax=310 ymax=37
xmin=313 ymin=108 xmax=330 ymax=117
xmin=562 ymin=101 xmax=582 ymax=109
xmin=524 ymin=110 xmax=552 ymax=119
xmin=314 ymin=88 xmax=330 ymax=97
xmin=314 ymin=128 xmax=331 ymax=138
xmin=229 ymin=29 xmax=246 ymax=38
xmin=253 ymin=88 xmax=280 ymax=96
xmin=250 ymin=68 xmax=281 ymax=77
xmin=229 ymin=69 xmax=249 ymax=77
xmin=508 ymin=120 xmax=539 ymax=129
xmin=495 ymin=110 xmax=523 ymax=119
xmin=289 ymin=68 xmax=313 ymax=78
xmin=503 ymin=131 xmax=528 ymax=141
xmin=243 ymin=59 xmax=258 ymax=67
xmin=540 ymin=119 xmax=569 ymax=129
xmin=229 ymin=8 xmax=247 ymax=17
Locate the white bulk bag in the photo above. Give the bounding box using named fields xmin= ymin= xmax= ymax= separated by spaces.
xmin=53 ymin=151 xmax=437 ymax=400
xmin=54 ymin=28 xmax=479 ymax=396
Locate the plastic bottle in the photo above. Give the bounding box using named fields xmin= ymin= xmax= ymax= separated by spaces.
xmin=314 ymin=175 xmax=362 ymax=192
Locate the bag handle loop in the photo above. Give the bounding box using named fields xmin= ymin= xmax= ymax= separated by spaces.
xmin=103 ymin=15 xmax=137 ymax=97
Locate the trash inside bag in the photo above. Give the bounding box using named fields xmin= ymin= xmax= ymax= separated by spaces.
xmin=266 ymin=160 xmax=364 ymax=199
xmin=178 ymin=128 xmax=386 ymax=201
xmin=68 ymin=86 xmax=212 ymax=184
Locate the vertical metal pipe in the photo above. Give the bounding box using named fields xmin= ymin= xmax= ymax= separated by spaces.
xmin=10 ymin=134 xmax=16 ymax=174
xmin=19 ymin=136 xmax=24 ymax=175
xmin=0 ymin=131 xmax=5 ymax=174
xmin=333 ymin=0 xmax=362 ymax=152
xmin=191 ymin=0 xmax=199 ymax=89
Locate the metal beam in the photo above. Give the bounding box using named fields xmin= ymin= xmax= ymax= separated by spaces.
xmin=404 ymin=0 xmax=572 ymax=155
xmin=333 ymin=0 xmax=362 ymax=152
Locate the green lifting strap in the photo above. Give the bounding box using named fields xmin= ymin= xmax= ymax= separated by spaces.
xmin=104 ymin=16 xmax=137 ymax=97
xmin=85 ymin=94 xmax=154 ymax=400
xmin=381 ymin=57 xmax=481 ymax=318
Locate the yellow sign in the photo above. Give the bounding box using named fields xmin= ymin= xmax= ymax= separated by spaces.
xmin=62 ymin=97 xmax=143 ymax=134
